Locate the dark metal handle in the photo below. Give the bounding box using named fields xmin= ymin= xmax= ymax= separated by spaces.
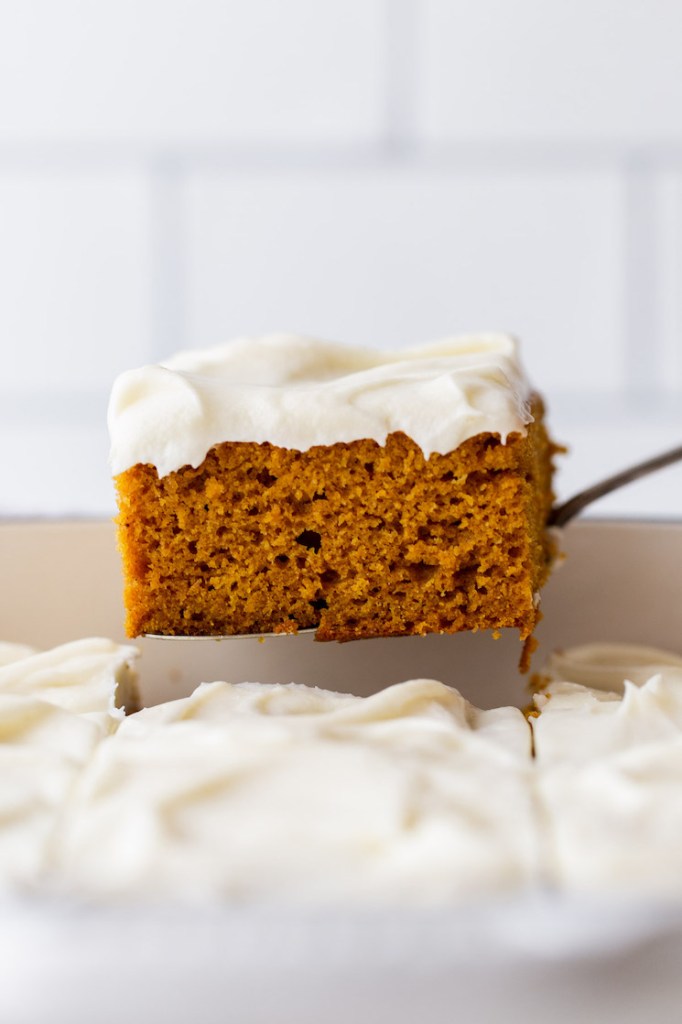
xmin=548 ymin=444 xmax=682 ymax=528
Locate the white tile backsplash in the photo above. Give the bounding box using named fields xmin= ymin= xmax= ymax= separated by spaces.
xmin=2 ymin=404 xmax=679 ymax=520
xmin=1 ymin=0 xmax=680 ymax=516
xmin=185 ymin=165 xmax=625 ymax=392
xmin=418 ymin=0 xmax=682 ymax=144
xmin=550 ymin=407 xmax=682 ymax=520
xmin=0 ymin=0 xmax=387 ymax=146
xmin=0 ymin=420 xmax=113 ymax=518
xmin=0 ymin=171 xmax=152 ymax=391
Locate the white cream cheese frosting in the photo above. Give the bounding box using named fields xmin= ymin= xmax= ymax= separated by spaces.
xmin=53 ymin=679 xmax=538 ymax=904
xmin=0 ymin=642 xmax=37 ymax=667
xmin=4 ymin=638 xmax=682 ymax=901
xmin=0 ymin=639 xmax=139 ymax=891
xmin=532 ymin=645 xmax=682 ymax=894
xmin=540 ymin=740 xmax=682 ymax=895
xmin=533 ymin=666 xmax=682 ymax=766
xmin=532 ymin=643 xmax=682 ymax=765
xmin=541 ymin=642 xmax=682 ymax=695
xmin=108 ymin=334 xmax=533 ymax=477
xmin=0 ymin=638 xmax=140 ymax=720
xmin=0 ymin=698 xmax=109 ymax=890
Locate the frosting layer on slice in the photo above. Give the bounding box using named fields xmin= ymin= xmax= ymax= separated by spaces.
xmin=108 ymin=334 xmax=533 ymax=477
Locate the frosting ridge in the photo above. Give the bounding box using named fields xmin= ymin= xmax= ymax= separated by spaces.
xmin=108 ymin=334 xmax=533 ymax=477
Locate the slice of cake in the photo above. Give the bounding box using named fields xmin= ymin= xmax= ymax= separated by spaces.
xmin=108 ymin=335 xmax=556 ymax=655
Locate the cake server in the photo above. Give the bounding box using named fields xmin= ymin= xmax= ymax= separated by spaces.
xmin=547 ymin=442 xmax=682 ymax=527
xmin=145 ymin=443 xmax=682 ymax=640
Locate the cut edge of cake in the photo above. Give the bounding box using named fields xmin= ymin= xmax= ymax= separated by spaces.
xmin=114 ymin=396 xmax=557 ymax=663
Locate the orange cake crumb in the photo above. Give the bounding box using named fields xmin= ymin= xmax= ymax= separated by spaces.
xmin=115 ymin=396 xmax=556 ymax=651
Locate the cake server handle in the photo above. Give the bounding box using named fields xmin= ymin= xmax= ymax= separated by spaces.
xmin=548 ymin=443 xmax=682 ymax=528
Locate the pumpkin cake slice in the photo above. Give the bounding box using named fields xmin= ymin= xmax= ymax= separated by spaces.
xmin=108 ymin=334 xmax=556 ymax=656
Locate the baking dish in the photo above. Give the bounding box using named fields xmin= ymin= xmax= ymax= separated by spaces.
xmin=1 ymin=518 xmax=681 ymax=1024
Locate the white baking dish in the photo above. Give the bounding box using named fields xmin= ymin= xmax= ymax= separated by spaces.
xmin=1 ymin=518 xmax=681 ymax=1024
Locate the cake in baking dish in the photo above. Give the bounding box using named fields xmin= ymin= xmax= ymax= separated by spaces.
xmin=0 ymin=638 xmax=138 ymax=890
xmin=108 ymin=334 xmax=557 ymax=652
xmin=2 ymin=639 xmax=682 ymax=900
xmin=530 ymin=643 xmax=682 ymax=895
xmin=54 ymin=678 xmax=536 ymax=903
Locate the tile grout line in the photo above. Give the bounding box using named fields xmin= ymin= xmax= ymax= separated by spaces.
xmin=655 ymin=174 xmax=682 ymax=394
xmin=3 ymin=139 xmax=682 ymax=174
xmin=622 ymin=156 xmax=664 ymax=402
xmin=148 ymin=159 xmax=188 ymax=358
xmin=384 ymin=0 xmax=422 ymax=156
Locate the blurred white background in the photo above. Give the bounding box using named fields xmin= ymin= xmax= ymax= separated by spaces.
xmin=0 ymin=0 xmax=680 ymax=517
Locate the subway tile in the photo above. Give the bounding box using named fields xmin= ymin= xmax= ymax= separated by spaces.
xmin=185 ymin=165 xmax=626 ymax=393
xmin=655 ymin=172 xmax=682 ymax=392
xmin=417 ymin=0 xmax=682 ymax=144
xmin=0 ymin=419 xmax=113 ymax=517
xmin=3 ymin=405 xmax=679 ymax=518
xmin=0 ymin=171 xmax=151 ymax=391
xmin=550 ymin=406 xmax=682 ymax=520
xmin=0 ymin=0 xmax=386 ymax=146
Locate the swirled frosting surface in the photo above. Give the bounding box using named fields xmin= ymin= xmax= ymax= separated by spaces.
xmin=532 ymin=644 xmax=682 ymax=894
xmin=54 ymin=679 xmax=537 ymax=904
xmin=0 ymin=638 xmax=139 ymax=721
xmin=0 ymin=639 xmax=138 ymax=891
xmin=108 ymin=334 xmax=532 ymax=477
xmin=4 ymin=638 xmax=682 ymax=901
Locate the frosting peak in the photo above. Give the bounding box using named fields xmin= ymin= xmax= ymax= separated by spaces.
xmin=108 ymin=334 xmax=532 ymax=477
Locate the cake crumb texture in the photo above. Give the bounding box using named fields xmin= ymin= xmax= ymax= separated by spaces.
xmin=115 ymin=397 xmax=555 ymax=644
